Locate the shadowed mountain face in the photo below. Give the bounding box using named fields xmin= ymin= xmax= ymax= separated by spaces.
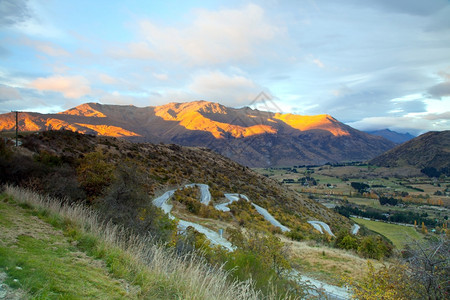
xmin=370 ymin=131 xmax=450 ymax=170
xmin=0 ymin=101 xmax=395 ymax=167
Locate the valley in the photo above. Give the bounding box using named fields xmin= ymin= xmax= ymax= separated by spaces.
xmin=255 ymin=163 xmax=449 ymax=249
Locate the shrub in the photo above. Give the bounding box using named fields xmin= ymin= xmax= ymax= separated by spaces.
xmin=98 ymin=161 xmax=177 ymax=243
xmin=345 ymin=261 xmax=419 ymax=300
xmin=334 ymin=230 xmax=358 ymax=251
xmin=77 ymin=151 xmax=115 ymax=199
xmin=357 ymin=236 xmax=392 ymax=259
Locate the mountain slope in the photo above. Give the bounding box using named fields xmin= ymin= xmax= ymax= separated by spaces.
xmin=370 ymin=131 xmax=450 ymax=169
xmin=0 ymin=101 xmax=395 ymax=166
xmin=5 ymin=130 xmax=350 ymax=234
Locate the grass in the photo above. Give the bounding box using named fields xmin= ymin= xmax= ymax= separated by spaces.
xmin=351 ymin=217 xmax=424 ymax=249
xmin=0 ymin=195 xmax=134 ymax=299
xmin=285 ymin=238 xmax=383 ymax=286
xmin=1 ymin=186 xmax=267 ymax=300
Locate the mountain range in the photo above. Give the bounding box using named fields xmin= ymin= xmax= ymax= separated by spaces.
xmin=365 ymin=129 xmax=415 ymax=144
xmin=0 ymin=101 xmax=396 ymax=167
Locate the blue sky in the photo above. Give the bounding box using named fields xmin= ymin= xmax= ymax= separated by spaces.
xmin=1 ymin=0 xmax=449 ymax=135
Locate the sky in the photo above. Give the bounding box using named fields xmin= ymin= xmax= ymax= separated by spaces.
xmin=0 ymin=0 xmax=449 ymax=135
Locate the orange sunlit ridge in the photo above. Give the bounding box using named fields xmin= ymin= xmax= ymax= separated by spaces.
xmin=0 ymin=101 xmax=350 ymax=139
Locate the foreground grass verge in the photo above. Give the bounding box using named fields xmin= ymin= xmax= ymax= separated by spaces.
xmin=351 ymin=217 xmax=423 ymax=249
xmin=1 ymin=185 xmax=264 ymax=299
xmin=0 ymin=196 xmax=134 ymax=299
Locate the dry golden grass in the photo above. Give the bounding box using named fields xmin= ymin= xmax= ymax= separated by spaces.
xmin=4 ymin=185 xmax=280 ymax=300
xmin=281 ymin=237 xmax=383 ymax=286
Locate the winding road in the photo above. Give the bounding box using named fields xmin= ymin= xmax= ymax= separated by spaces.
xmin=307 ymin=221 xmax=335 ymax=236
xmin=152 ymin=183 xmax=349 ymax=299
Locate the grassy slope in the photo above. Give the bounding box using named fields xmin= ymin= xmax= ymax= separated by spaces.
xmin=0 ymin=196 xmax=136 ymax=299
xmin=282 ymin=237 xmax=383 ymax=286
xmin=0 ymin=187 xmax=263 ymax=300
xmin=351 ymin=217 xmax=423 ymax=249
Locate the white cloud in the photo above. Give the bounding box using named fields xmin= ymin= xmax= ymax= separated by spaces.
xmin=22 ymin=38 xmax=70 ymax=57
xmin=188 ymin=71 xmax=262 ymax=105
xmin=332 ymin=86 xmax=352 ymax=97
xmin=347 ymin=111 xmax=450 ymax=135
xmin=99 ymin=73 xmax=119 ymax=85
xmin=153 ymin=73 xmax=168 ymax=81
xmin=115 ymin=4 xmax=282 ymax=65
xmin=312 ymin=58 xmax=325 ymax=68
xmin=427 ymin=81 xmax=450 ymax=99
xmin=0 ymin=84 xmax=22 ymax=101
xmin=29 ymin=75 xmax=91 ymax=99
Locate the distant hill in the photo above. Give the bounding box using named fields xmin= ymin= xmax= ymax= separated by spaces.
xmin=366 ymin=129 xmax=415 ymax=144
xmin=370 ymin=131 xmax=450 ymax=170
xmin=0 ymin=101 xmax=395 ymax=167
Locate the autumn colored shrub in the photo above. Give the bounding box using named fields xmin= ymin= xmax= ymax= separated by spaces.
xmin=76 ymin=151 xmax=115 ymax=199
xmin=345 ymin=261 xmax=418 ymax=300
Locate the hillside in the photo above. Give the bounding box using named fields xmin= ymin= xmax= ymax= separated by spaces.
xmin=0 ymin=130 xmax=350 ymax=237
xmin=0 ymin=101 xmax=395 ymax=167
xmin=370 ymin=131 xmax=450 ymax=170
xmin=0 ymin=186 xmax=266 ymax=299
xmin=0 ymin=130 xmax=358 ymax=297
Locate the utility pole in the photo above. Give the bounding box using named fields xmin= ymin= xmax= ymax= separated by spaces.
xmin=12 ymin=111 xmax=19 ymax=147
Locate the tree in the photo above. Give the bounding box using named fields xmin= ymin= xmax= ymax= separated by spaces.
xmin=421 ymin=222 xmax=428 ymax=234
xmin=351 ymin=182 xmax=370 ymax=194
xmin=403 ymin=237 xmax=449 ymax=299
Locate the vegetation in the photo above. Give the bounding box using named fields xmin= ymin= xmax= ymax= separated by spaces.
xmin=2 ymin=129 xmax=448 ymax=298
xmin=333 ymin=230 xmax=393 ymax=259
xmin=0 ymin=130 xmax=348 ymax=234
xmin=172 ymin=186 xmax=230 ymax=221
xmin=346 ymin=237 xmax=449 ymax=299
xmin=345 ymin=261 xmax=418 ymax=300
xmin=378 ymin=196 xmax=400 ymax=206
xmin=422 ymin=166 xmax=450 ymax=178
xmin=351 ymin=218 xmax=423 ymax=249
xmin=0 ymin=131 xmax=324 ymax=298
xmin=351 ymin=182 xmax=370 ymax=194
xmin=0 ymin=194 xmax=135 ymax=299
xmin=0 ymin=186 xmax=270 ymax=299
xmin=335 ymin=204 xmax=438 ymax=227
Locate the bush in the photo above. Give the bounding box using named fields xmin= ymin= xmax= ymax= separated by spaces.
xmin=98 ymin=162 xmax=177 ymax=243
xmin=334 ymin=230 xmax=358 ymax=251
xmin=345 ymin=261 xmax=419 ymax=299
xmin=357 ymin=236 xmax=392 ymax=259
xmin=77 ymin=151 xmax=115 ymax=199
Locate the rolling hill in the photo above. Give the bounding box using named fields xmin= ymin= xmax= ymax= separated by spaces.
xmin=0 ymin=101 xmax=395 ymax=167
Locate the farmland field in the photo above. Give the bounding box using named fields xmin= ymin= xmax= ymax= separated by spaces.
xmin=351 ymin=217 xmax=424 ymax=249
